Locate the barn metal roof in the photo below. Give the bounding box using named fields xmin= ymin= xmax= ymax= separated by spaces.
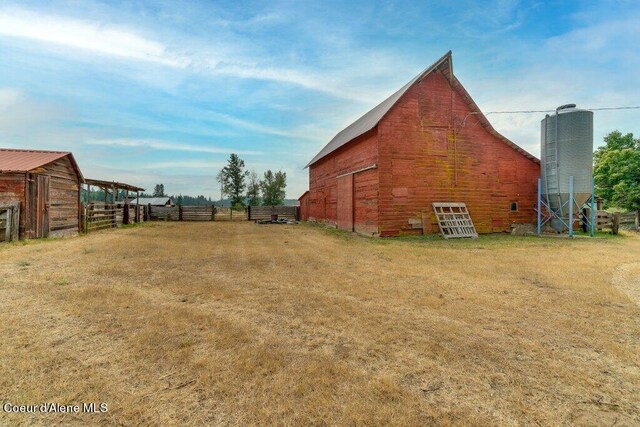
xmin=305 ymin=51 xmax=538 ymax=167
xmin=0 ymin=148 xmax=84 ymax=179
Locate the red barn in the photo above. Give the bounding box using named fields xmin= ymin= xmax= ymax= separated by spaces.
xmin=300 ymin=51 xmax=540 ymax=236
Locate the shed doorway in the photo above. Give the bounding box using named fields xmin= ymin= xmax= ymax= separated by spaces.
xmin=0 ymin=202 xmax=20 ymax=242
xmin=29 ymin=175 xmax=50 ymax=238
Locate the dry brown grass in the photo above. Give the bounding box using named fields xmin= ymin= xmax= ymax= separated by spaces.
xmin=0 ymin=221 xmax=639 ymax=426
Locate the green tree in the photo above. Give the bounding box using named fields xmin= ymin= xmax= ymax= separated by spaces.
xmin=215 ymin=170 xmax=224 ymax=202
xmin=260 ymin=170 xmax=287 ymax=206
xmin=220 ymin=154 xmax=249 ymax=207
xmin=153 ymin=184 xmax=165 ymax=197
xmin=246 ymin=170 xmax=261 ymax=206
xmin=594 ymin=131 xmax=640 ymax=211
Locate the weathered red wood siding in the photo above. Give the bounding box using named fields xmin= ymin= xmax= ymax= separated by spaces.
xmin=0 ymin=172 xmax=27 ymax=237
xmin=1 ymin=155 xmax=81 ymax=239
xmin=307 ymin=131 xmax=379 ymax=234
xmin=298 ymin=191 xmax=310 ymax=221
xmin=377 ymin=70 xmax=540 ymax=236
xmin=34 ymin=156 xmax=81 ymax=237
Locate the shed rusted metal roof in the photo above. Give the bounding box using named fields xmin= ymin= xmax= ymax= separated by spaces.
xmin=85 ymin=178 xmax=145 ymax=192
xmin=305 ymin=51 xmax=538 ymax=167
xmin=0 ymin=148 xmax=84 ymax=179
xmin=128 ymin=197 xmax=172 ymax=205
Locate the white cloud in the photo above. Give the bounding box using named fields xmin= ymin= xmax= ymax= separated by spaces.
xmin=0 ymin=88 xmax=23 ymax=111
xmin=0 ymin=8 xmax=189 ymax=67
xmin=86 ymin=138 xmax=263 ymax=156
xmin=140 ymin=160 xmax=225 ymax=169
xmin=0 ymin=87 xmax=72 ymax=136
xmin=210 ymin=63 xmax=370 ymax=102
xmin=0 ymin=7 xmax=374 ymax=101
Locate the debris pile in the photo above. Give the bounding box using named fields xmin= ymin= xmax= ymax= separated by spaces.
xmin=255 ymin=218 xmax=298 ymax=225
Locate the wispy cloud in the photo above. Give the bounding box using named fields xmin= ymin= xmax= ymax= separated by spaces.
xmin=0 ymin=8 xmax=189 ymax=67
xmin=86 ymin=138 xmax=263 ymax=155
xmin=0 ymin=7 xmax=370 ymax=101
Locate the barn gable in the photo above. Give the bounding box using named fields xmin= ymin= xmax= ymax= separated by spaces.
xmin=375 ymin=63 xmax=540 ymax=235
xmin=306 ymin=51 xmax=537 ymax=168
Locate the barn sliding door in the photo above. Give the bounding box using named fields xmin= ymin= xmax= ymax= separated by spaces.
xmin=336 ymin=174 xmax=354 ymax=231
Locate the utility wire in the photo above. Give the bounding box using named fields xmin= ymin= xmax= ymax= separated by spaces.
xmin=481 ymin=106 xmax=640 ymax=115
xmin=460 ymin=106 xmax=640 ymax=126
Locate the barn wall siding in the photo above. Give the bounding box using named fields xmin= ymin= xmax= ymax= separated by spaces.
xmin=308 ymin=131 xmax=379 ymax=233
xmin=0 ymin=173 xmax=27 ymax=238
xmin=298 ymin=192 xmax=310 ymax=221
xmin=377 ymin=70 xmax=540 ymax=236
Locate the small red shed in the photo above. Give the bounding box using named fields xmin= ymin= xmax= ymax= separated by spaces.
xmin=0 ymin=148 xmax=84 ymax=240
xmin=300 ymin=51 xmax=540 ymax=236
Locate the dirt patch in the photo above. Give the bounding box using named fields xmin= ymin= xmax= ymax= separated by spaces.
xmin=612 ymin=262 xmax=640 ymax=306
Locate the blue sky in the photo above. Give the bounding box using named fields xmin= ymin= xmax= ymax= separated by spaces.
xmin=0 ymin=0 xmax=638 ymax=198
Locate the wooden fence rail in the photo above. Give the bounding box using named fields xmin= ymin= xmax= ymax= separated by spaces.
xmin=148 ymin=205 xmax=228 ymax=221
xmin=82 ymin=203 xmax=147 ymax=233
xmin=132 ymin=204 xmax=300 ymax=222
xmin=595 ymin=211 xmax=638 ymax=231
xmin=247 ymin=205 xmax=299 ymax=221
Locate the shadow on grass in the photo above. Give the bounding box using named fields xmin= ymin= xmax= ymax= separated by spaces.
xmin=300 ymin=221 xmax=628 ymax=250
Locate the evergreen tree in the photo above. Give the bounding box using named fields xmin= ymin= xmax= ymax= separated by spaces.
xmin=153 ymin=184 xmax=166 ymax=197
xmin=220 ymin=154 xmax=249 ymax=207
xmin=260 ymin=170 xmax=287 ymax=206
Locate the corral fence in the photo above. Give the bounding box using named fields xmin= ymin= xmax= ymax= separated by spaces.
xmin=81 ymin=204 xmax=299 ymax=230
xmin=595 ymin=210 xmax=639 ymax=232
xmin=82 ymin=202 xmax=148 ymax=232
xmin=148 ymin=205 xmax=246 ymax=222
xmin=247 ymin=205 xmax=299 ymax=221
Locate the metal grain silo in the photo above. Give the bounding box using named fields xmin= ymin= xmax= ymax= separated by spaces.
xmin=540 ymin=104 xmax=593 ymax=232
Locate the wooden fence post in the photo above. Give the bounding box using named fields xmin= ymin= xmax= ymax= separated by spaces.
xmin=636 ymin=209 xmax=640 ymax=230
xmin=612 ymin=213 xmax=620 ymax=235
xmin=82 ymin=203 xmax=87 ymax=233
xmin=211 ymin=205 xmax=215 ymax=221
xmin=179 ymin=205 xmax=183 ymax=221
xmin=247 ymin=205 xmax=251 ymax=221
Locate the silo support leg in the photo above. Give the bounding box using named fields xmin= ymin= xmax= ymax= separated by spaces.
xmin=537 ymin=178 xmax=542 ymax=235
xmin=590 ymin=178 xmax=595 ymax=237
xmin=569 ymin=176 xmax=574 ymax=237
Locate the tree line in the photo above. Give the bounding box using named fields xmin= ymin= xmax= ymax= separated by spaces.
xmin=147 ymin=153 xmax=288 ymax=208
xmin=217 ymin=153 xmax=287 ymax=208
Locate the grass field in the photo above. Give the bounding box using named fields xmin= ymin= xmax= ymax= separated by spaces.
xmin=1 ymin=222 xmax=639 ymax=426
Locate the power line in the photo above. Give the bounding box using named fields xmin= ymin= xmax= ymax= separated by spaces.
xmin=481 ymin=106 xmax=640 ymax=115
xmin=460 ymin=106 xmax=640 ymax=126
